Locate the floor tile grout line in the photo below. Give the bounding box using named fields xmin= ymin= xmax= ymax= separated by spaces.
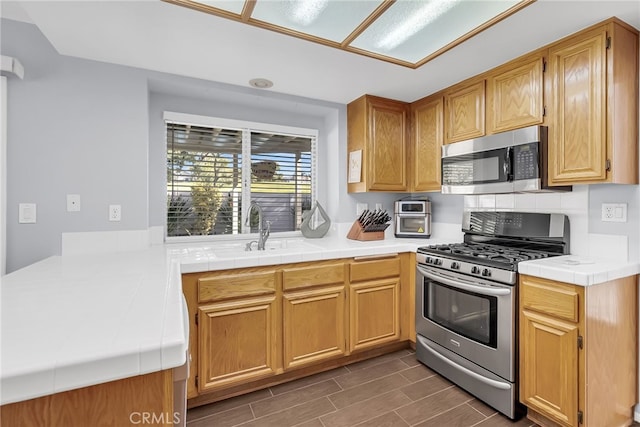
xmin=236 ymin=395 xmax=336 ymax=427
xmin=465 ymin=401 xmax=494 ymax=419
xmin=411 ymin=399 xmax=476 ymax=426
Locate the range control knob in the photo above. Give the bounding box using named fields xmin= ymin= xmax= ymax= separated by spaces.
xmin=433 ymin=258 xmax=442 ymax=266
xmin=450 ymin=262 xmax=460 ymax=270
xmin=482 ymin=268 xmax=492 ymax=277
xmin=471 ymin=266 xmax=480 ymax=274
xmin=425 ymin=257 xmax=433 ymax=264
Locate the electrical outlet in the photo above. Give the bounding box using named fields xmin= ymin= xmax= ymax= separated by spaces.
xmin=67 ymin=194 xmax=81 ymax=212
xmin=109 ymin=204 xmax=121 ymax=222
xmin=601 ymin=203 xmax=627 ymax=222
xmin=356 ymin=203 xmax=368 ymax=216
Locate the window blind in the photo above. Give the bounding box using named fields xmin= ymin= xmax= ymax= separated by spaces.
xmin=166 ymin=121 xmax=315 ymax=238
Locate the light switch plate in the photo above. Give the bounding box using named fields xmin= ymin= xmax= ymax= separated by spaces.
xmin=19 ymin=203 xmax=36 ymax=223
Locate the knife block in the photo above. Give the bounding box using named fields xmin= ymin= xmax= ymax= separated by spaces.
xmin=346 ymin=220 xmax=385 ymax=241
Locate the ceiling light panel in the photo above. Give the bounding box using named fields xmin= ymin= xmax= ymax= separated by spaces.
xmin=351 ymin=0 xmax=522 ymax=63
xmin=251 ymin=0 xmax=384 ymax=43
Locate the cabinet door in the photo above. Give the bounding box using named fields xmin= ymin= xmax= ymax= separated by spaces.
xmin=198 ymin=296 xmax=278 ymax=392
xmin=283 ymin=286 xmax=346 ymax=369
xmin=445 ymin=80 xmax=485 ymax=143
xmin=368 ymin=98 xmax=408 ymax=191
xmin=411 ymin=96 xmax=443 ymax=192
xmin=520 ymin=309 xmax=579 ymax=427
xmin=487 ymin=54 xmax=544 ymax=133
xmin=548 ymin=28 xmax=607 ymax=184
xmin=349 ymin=279 xmax=400 ymax=352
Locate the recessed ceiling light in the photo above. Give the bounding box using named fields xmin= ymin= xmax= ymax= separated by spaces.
xmin=249 ymin=78 xmax=274 ymax=89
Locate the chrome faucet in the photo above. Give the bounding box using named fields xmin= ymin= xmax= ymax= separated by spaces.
xmin=245 ymin=201 xmax=271 ymax=250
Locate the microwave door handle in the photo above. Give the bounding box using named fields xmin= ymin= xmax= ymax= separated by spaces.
xmin=417 ymin=266 xmax=511 ymax=296
xmin=504 ymin=147 xmax=513 ymax=181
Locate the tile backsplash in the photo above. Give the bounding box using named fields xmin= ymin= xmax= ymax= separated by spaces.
xmin=463 ymin=186 xmax=629 ymax=261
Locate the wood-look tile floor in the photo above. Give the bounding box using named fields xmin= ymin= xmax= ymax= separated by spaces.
xmin=186 ymin=349 xmax=538 ymax=427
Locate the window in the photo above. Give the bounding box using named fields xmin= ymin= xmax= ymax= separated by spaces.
xmin=165 ymin=113 xmax=317 ymax=239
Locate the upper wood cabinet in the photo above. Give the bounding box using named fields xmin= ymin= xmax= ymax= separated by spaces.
xmin=547 ymin=19 xmax=638 ymax=185
xmin=410 ymin=95 xmax=443 ymax=192
xmin=444 ymin=79 xmax=485 ymax=144
xmin=347 ymin=95 xmax=409 ymax=192
xmin=486 ymin=52 xmax=545 ymax=134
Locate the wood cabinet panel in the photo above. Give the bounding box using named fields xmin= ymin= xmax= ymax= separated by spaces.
xmin=347 ymin=95 xmax=408 ymax=192
xmin=198 ymin=271 xmax=276 ymax=303
xmin=282 ymin=262 xmax=344 ymax=291
xmin=487 ymin=54 xmax=544 ymax=133
xmin=411 ymin=96 xmax=443 ymax=192
xmin=350 ymin=256 xmax=400 ymax=282
xmin=520 ymin=309 xmax=579 ymax=427
xmin=520 ymin=276 xmax=580 ymax=323
xmin=283 ymin=286 xmax=346 ymax=369
xmin=349 ymin=279 xmax=400 ymax=352
xmin=519 ymin=273 xmax=637 ymax=427
xmin=198 ymin=296 xmax=279 ymax=392
xmin=548 ymin=28 xmax=607 ymax=183
xmin=1 ymin=370 xmax=174 ymax=427
xmin=445 ymin=80 xmax=485 ymax=143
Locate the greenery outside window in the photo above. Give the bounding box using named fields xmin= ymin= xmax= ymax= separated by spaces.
xmin=165 ymin=112 xmax=317 ymax=238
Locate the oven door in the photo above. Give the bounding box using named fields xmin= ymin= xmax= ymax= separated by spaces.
xmin=415 ymin=265 xmax=515 ymax=381
xmin=395 ymin=214 xmax=430 ymax=237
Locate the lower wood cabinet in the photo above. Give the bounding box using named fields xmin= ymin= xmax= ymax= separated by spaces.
xmin=198 ymin=295 xmax=279 ymax=393
xmin=349 ymin=279 xmax=399 ymax=352
xmin=519 ymin=274 xmax=638 ymax=427
xmin=283 ymin=285 xmax=346 ymax=369
xmin=182 ymin=254 xmax=409 ymax=406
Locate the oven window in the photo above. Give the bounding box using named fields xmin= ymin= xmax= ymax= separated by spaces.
xmin=424 ymin=281 xmax=497 ymax=348
xmin=398 ymin=217 xmax=425 ymax=233
xmin=442 ymin=147 xmax=508 ymax=185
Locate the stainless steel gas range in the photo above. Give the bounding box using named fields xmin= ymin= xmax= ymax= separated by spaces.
xmin=415 ymin=211 xmax=570 ymax=419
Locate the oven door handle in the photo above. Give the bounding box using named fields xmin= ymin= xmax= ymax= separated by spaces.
xmin=417 ymin=266 xmax=511 ymax=296
xmin=419 ymin=336 xmax=511 ymax=390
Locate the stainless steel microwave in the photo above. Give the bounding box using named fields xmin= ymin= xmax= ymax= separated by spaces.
xmin=441 ymin=125 xmax=570 ymax=194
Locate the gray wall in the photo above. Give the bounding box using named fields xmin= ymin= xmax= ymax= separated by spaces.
xmin=2 ymin=19 xmax=150 ymax=272
xmin=589 ymin=184 xmax=640 ymax=260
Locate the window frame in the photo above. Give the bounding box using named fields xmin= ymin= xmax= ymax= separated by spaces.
xmin=164 ymin=111 xmax=319 ymax=243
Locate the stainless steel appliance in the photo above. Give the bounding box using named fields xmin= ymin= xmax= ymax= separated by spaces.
xmin=415 ymin=211 xmax=569 ymax=419
xmin=394 ymin=199 xmax=431 ymax=238
xmin=441 ymin=125 xmax=571 ymax=194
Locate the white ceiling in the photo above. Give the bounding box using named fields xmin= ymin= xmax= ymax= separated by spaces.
xmin=2 ymin=1 xmax=639 ymax=105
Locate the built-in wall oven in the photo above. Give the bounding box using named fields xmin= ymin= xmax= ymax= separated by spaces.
xmin=415 ymin=211 xmax=569 ymax=419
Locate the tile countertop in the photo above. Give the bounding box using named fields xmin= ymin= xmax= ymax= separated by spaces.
xmin=518 ymin=255 xmax=640 ymax=286
xmin=0 ymin=233 xmax=453 ymax=406
xmin=4 ymin=228 xmax=638 ymax=406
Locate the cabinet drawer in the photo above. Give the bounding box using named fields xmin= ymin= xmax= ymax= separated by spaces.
xmin=282 ymin=262 xmax=344 ymax=291
xmin=520 ymin=275 xmax=581 ymax=323
xmin=198 ymin=271 xmax=276 ymax=303
xmin=350 ymin=255 xmax=400 ymax=282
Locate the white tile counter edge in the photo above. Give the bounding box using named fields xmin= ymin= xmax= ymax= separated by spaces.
xmin=519 ymin=255 xmax=640 ymax=286
xmin=0 ymin=229 xmax=460 ymax=406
